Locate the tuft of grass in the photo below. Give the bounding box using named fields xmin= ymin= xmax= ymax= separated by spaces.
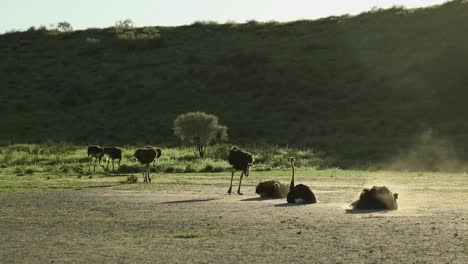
xmin=126 ymin=174 xmax=138 ymax=184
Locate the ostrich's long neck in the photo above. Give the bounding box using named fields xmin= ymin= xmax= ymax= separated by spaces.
xmin=290 ymin=161 xmax=295 ymax=190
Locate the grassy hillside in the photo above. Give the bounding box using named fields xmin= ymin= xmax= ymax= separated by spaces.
xmin=2 ymin=1 xmax=468 ymax=167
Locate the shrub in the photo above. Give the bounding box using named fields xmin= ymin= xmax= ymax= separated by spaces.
xmin=14 ymin=167 xmax=22 ymax=175
xmin=184 ymin=165 xmax=196 ymax=173
xmin=24 ymin=168 xmax=35 ymax=174
xmin=212 ymin=166 xmax=225 ymax=172
xmin=59 ymin=165 xmax=69 ymax=173
xmin=127 ymin=175 xmax=138 ymax=184
xmin=85 ymin=37 xmax=100 ymax=44
xmin=200 ymin=164 xmax=214 ymax=172
xmin=174 ymin=112 xmax=228 ymax=158
xmin=164 ymin=167 xmax=175 ymax=173
xmin=119 ymin=164 xmax=140 ymax=174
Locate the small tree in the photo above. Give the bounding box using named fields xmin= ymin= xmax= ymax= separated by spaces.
xmin=57 ymin=21 xmax=73 ymax=32
xmin=174 ymin=112 xmax=227 ymax=158
xmin=114 ymin=19 xmax=134 ymax=33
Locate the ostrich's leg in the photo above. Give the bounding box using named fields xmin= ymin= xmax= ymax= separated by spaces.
xmin=227 ymin=171 xmax=234 ymax=194
xmin=93 ymin=158 xmax=98 ymax=172
xmin=117 ymin=158 xmax=121 ymax=175
xmin=112 ymin=160 xmax=115 ymax=172
xmin=237 ymin=171 xmax=244 ymax=195
xmin=142 ymin=165 xmax=147 ymax=183
xmin=147 ymin=164 xmax=151 ymax=183
xmin=89 ymin=157 xmax=94 ymax=171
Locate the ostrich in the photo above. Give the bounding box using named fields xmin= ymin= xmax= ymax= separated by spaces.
xmin=134 ymin=148 xmax=158 ymax=183
xmin=87 ymin=145 xmax=104 ymax=172
xmin=227 ymin=146 xmax=254 ymax=195
xmin=287 ymin=158 xmax=317 ymax=204
xmin=255 ymin=160 xmax=292 ymax=198
xmin=144 ymin=146 xmax=162 ymax=165
xmin=99 ymin=147 xmax=123 ymax=172
xmin=351 ymin=186 xmax=398 ymax=210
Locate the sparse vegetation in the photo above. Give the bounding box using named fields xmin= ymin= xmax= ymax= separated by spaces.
xmin=1 ymin=2 xmax=468 ymax=168
xmin=126 ymin=174 xmax=138 ymax=184
xmin=0 ymin=144 xmax=330 ymax=178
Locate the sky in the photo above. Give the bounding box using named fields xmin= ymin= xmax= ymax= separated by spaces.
xmin=1 ymin=0 xmax=447 ymax=32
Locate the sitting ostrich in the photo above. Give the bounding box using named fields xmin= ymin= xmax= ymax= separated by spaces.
xmin=99 ymin=147 xmax=123 ymax=172
xmin=351 ymin=186 xmax=398 ymax=210
xmin=144 ymin=146 xmax=162 ymax=165
xmin=287 ymin=158 xmax=317 ymax=204
xmin=255 ymin=180 xmax=289 ymax=199
xmin=255 ymin=159 xmax=292 ymax=198
xmin=134 ymin=148 xmax=158 ymax=183
xmin=227 ymin=146 xmax=254 ymax=195
xmin=87 ymin=145 xmax=104 ymax=172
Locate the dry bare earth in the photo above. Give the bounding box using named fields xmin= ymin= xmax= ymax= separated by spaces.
xmin=0 ymin=171 xmax=467 ymax=263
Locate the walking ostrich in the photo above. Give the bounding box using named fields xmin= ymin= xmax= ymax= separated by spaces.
xmin=144 ymin=146 xmax=162 ymax=165
xmin=255 ymin=159 xmax=292 ymax=198
xmin=87 ymin=145 xmax=104 ymax=172
xmin=99 ymin=147 xmax=123 ymax=172
xmin=287 ymin=158 xmax=317 ymax=204
xmin=351 ymin=186 xmax=399 ymax=210
xmin=134 ymin=148 xmax=158 ymax=183
xmin=227 ymin=146 xmax=254 ymax=195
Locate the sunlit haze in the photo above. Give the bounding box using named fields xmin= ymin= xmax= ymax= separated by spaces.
xmin=2 ymin=0 xmax=447 ymax=32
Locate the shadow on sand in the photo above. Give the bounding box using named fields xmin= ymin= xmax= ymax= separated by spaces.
xmin=160 ymin=198 xmax=218 ymax=204
xmin=345 ymin=209 xmax=392 ymax=214
xmin=274 ymin=203 xmax=310 ymax=207
xmin=240 ymin=197 xmax=271 ymax=202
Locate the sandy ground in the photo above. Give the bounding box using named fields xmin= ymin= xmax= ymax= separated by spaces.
xmin=0 ymin=177 xmax=467 ymax=263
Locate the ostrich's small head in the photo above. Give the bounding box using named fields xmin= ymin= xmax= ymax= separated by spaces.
xmin=394 ymin=193 xmax=399 ymax=200
xmin=290 ymin=157 xmax=295 ymax=163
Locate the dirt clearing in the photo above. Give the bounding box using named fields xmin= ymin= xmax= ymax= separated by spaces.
xmin=0 ymin=171 xmax=467 ymax=263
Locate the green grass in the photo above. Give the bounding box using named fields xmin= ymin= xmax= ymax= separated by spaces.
xmin=2 ymin=1 xmax=468 ymax=167
xmin=0 ymin=143 xmax=328 ymax=176
xmin=1 ymin=143 xmax=467 ymax=193
xmin=1 ymin=152 xmax=467 ymax=194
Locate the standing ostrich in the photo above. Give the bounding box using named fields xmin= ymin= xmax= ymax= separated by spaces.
xmin=87 ymin=145 xmax=104 ymax=172
xmin=144 ymin=146 xmax=162 ymax=165
xmin=227 ymin=146 xmax=254 ymax=195
xmin=134 ymin=148 xmax=158 ymax=183
xmin=287 ymin=158 xmax=317 ymax=204
xmin=255 ymin=160 xmax=291 ymax=198
xmin=99 ymin=147 xmax=123 ymax=172
xmin=351 ymin=186 xmax=398 ymax=210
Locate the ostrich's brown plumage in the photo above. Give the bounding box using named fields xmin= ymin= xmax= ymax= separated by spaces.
xmin=256 ymin=157 xmax=294 ymax=198
xmin=144 ymin=146 xmax=162 ymax=164
xmin=135 ymin=148 xmax=158 ymax=183
xmin=135 ymin=148 xmax=157 ymax=164
xmin=228 ymin=146 xmax=254 ymax=174
xmin=227 ymin=146 xmax=254 ymax=195
xmin=99 ymin=147 xmax=123 ymax=172
xmin=88 ymin=145 xmax=104 ymax=157
xmin=256 ymin=180 xmax=290 ymax=198
xmin=351 ymin=186 xmax=398 ymax=210
xmin=87 ymin=145 xmax=104 ymax=172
